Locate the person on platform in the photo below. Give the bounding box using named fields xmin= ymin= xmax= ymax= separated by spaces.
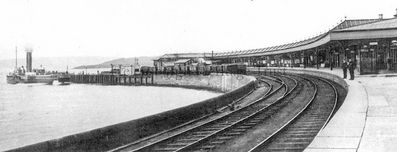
xmin=348 ymin=59 xmax=356 ymax=80
xmin=342 ymin=59 xmax=348 ymax=79
xmin=21 ymin=66 xmax=25 ymax=74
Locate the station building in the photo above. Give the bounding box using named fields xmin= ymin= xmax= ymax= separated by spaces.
xmin=156 ymin=11 xmax=397 ymax=75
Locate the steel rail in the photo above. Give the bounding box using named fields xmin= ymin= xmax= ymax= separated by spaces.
xmin=173 ymin=76 xmax=298 ymax=152
xmin=109 ymin=78 xmax=264 ymax=152
xmin=248 ymin=74 xmax=318 ymax=152
xmin=111 ymin=77 xmax=285 ymax=152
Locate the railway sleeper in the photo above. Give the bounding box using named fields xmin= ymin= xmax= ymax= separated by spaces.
xmin=285 ymin=130 xmax=319 ymax=134
xmin=298 ymin=120 xmax=325 ymax=124
xmin=286 ymin=127 xmax=320 ymax=131
xmin=242 ymin=122 xmax=258 ymax=126
xmin=268 ymin=142 xmax=311 ymax=149
xmin=294 ymin=121 xmax=324 ymax=125
xmin=208 ymin=123 xmax=231 ymax=129
xmin=282 ymin=133 xmax=318 ymax=137
xmin=197 ymin=145 xmax=217 ymax=150
xmin=247 ymin=120 xmax=262 ymax=123
xmin=230 ymin=128 xmax=247 ymax=132
xmin=201 ymin=127 xmax=223 ymax=131
xmin=189 ymin=134 xmax=208 ymax=138
xmin=279 ymin=137 xmax=314 ymax=142
xmin=288 ymin=126 xmax=322 ymax=130
xmin=265 ymin=146 xmax=306 ymax=151
xmin=209 ymin=140 xmax=226 ymax=145
xmin=216 ymin=122 xmax=234 ymax=126
xmin=176 ymin=138 xmax=198 ymax=142
xmin=191 ymin=132 xmax=214 ymax=136
xmin=164 ymin=142 xmax=188 ymax=147
xmin=192 ymin=130 xmax=215 ymax=134
xmin=304 ymin=113 xmax=327 ymax=116
xmin=302 ymin=116 xmax=327 ymax=119
xmin=152 ymin=147 xmax=180 ymax=151
xmin=216 ymin=136 xmax=234 ymax=140
xmin=301 ymin=118 xmax=327 ymax=121
xmin=281 ymin=133 xmax=317 ymax=138
xmin=224 ymin=132 xmax=244 ymax=136
xmin=236 ymin=125 xmax=253 ymax=129
xmin=288 ymin=124 xmax=323 ymax=128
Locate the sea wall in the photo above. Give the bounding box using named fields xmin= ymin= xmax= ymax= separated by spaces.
xmin=153 ymin=73 xmax=255 ymax=92
xmin=9 ymin=74 xmax=256 ymax=152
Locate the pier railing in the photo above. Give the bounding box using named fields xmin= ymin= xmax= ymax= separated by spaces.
xmin=70 ymin=74 xmax=154 ymax=85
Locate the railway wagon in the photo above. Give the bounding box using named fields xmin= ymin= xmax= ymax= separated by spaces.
xmin=140 ymin=66 xmax=152 ymax=75
xmin=149 ymin=66 xmax=156 ymax=74
xmin=164 ymin=66 xmax=174 ymax=75
xmin=197 ymin=64 xmax=205 ymax=75
xmin=204 ymin=64 xmax=211 ymax=75
xmin=174 ymin=65 xmax=181 ymax=74
xmin=221 ymin=64 xmax=228 ymax=73
xmin=215 ymin=65 xmax=223 ymax=73
xmin=210 ymin=65 xmax=217 ymax=73
xmin=189 ymin=64 xmax=198 ymax=75
xmin=197 ymin=64 xmax=211 ymax=75
xmin=179 ymin=65 xmax=187 ymax=74
xmin=227 ymin=64 xmax=247 ymax=74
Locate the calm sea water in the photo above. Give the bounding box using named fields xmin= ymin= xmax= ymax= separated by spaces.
xmin=0 ymin=68 xmax=221 ymax=151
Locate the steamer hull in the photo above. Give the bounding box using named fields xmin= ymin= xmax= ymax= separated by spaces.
xmin=6 ymin=74 xmax=55 ymax=85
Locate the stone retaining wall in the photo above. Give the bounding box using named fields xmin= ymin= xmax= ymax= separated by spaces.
xmin=154 ymin=74 xmax=256 ymax=92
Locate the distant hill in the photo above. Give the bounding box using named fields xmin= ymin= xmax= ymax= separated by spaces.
xmin=73 ymin=56 xmax=158 ymax=69
xmin=0 ymin=56 xmax=115 ymax=72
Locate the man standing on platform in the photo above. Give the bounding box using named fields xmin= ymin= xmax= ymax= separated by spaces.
xmin=342 ymin=59 xmax=348 ymax=79
xmin=348 ymin=59 xmax=356 ymax=80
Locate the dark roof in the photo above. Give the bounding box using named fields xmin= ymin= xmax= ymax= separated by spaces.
xmin=332 ymin=18 xmax=387 ymax=30
xmin=334 ymin=18 xmax=397 ymax=31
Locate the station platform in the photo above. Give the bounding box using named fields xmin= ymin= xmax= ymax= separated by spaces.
xmin=271 ymin=67 xmax=397 ymax=152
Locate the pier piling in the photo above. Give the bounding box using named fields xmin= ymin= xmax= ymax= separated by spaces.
xmin=70 ymin=74 xmax=153 ymax=86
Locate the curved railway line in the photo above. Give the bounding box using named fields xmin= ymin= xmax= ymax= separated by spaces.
xmin=248 ymin=76 xmax=338 ymax=152
xmin=110 ymin=73 xmax=345 ymax=152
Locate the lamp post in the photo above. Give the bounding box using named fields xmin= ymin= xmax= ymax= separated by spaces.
xmin=110 ymin=64 xmax=114 ymax=75
xmin=330 ymin=50 xmax=334 ymax=71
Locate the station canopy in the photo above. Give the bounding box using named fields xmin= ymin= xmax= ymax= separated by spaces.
xmin=212 ymin=17 xmax=397 ymax=58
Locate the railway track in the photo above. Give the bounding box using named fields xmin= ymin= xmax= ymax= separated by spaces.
xmin=248 ymin=75 xmax=338 ymax=152
xmin=109 ymin=78 xmax=272 ymax=151
xmin=111 ymin=74 xmax=340 ymax=152
xmin=110 ymin=76 xmax=289 ymax=152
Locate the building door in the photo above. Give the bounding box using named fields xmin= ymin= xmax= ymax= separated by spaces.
xmin=391 ymin=40 xmax=397 ymax=71
xmin=360 ymin=44 xmax=376 ymax=74
xmin=376 ymin=44 xmax=387 ymax=70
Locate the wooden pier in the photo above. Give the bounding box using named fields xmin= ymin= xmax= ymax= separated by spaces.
xmin=70 ymin=74 xmax=154 ymax=85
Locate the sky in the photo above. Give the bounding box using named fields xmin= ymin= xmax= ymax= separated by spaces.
xmin=0 ymin=0 xmax=397 ymax=60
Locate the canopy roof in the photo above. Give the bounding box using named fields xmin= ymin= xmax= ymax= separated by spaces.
xmin=158 ymin=53 xmax=212 ymax=60
xmin=157 ymin=17 xmax=397 ymax=60
xmin=213 ymin=17 xmax=397 ymax=58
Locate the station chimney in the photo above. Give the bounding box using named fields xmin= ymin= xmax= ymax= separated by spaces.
xmin=26 ymin=48 xmax=33 ymax=72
